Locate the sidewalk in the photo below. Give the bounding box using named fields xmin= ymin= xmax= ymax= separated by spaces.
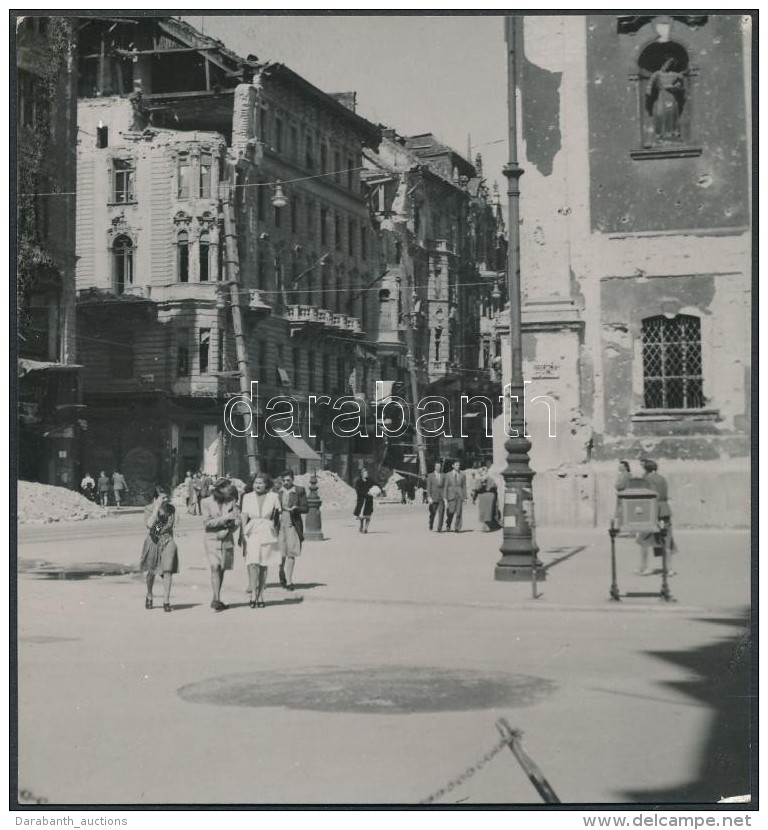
xmin=19 ymin=502 xmax=752 ymax=614
xmin=16 ymin=503 xmax=752 ymax=805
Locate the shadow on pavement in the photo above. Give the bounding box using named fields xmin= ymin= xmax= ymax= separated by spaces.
xmin=619 ymin=610 xmax=752 ymax=804
xmin=542 ymin=546 xmax=587 ymax=571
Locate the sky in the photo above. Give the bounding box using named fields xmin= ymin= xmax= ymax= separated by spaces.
xmin=182 ymin=13 xmax=510 ymax=193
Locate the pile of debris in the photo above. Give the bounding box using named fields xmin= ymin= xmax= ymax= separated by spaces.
xmin=294 ymin=470 xmax=356 ymax=509
xmin=18 ymin=481 xmax=107 ymax=524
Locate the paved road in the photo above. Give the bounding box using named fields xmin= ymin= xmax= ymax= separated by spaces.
xmin=15 ymin=504 xmax=752 ymax=806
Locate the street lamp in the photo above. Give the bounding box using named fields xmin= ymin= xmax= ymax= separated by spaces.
xmin=495 ymin=15 xmax=542 ymax=582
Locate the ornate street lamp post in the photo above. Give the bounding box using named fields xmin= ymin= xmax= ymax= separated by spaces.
xmin=496 ymin=15 xmax=542 ymax=581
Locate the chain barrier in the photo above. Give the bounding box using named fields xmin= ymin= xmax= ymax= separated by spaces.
xmin=18 ymin=788 xmax=48 ymax=805
xmin=419 ymin=736 xmax=509 ymax=805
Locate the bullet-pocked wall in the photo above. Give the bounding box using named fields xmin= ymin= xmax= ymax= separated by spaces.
xmin=586 ymin=15 xmax=749 ymax=234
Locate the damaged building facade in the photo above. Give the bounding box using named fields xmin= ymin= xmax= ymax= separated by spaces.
xmin=363 ymin=131 xmax=506 ymax=472
xmin=17 ymin=16 xmax=82 ymax=488
xmin=74 ymin=17 xmax=383 ymax=497
xmin=494 ymin=14 xmax=751 ymax=526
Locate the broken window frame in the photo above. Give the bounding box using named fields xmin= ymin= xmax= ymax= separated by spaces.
xmin=199 ymin=328 xmax=211 ymax=375
xmin=111 ymin=158 xmax=136 ymax=204
xmin=177 ymin=230 xmax=190 ymax=283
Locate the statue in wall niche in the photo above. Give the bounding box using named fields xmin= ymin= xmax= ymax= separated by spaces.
xmin=646 ymin=58 xmax=686 ymax=142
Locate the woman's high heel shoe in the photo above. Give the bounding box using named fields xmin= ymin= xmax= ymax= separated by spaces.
xmin=249 ymin=598 xmax=257 ymax=609
xmin=145 ymin=596 xmax=153 ymax=610
xmin=163 ymin=603 xmax=172 ymax=613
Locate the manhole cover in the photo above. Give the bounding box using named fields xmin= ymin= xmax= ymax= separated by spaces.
xmin=178 ymin=666 xmax=556 ymax=714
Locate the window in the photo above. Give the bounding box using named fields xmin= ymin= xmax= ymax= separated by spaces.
xmin=641 ymin=314 xmax=703 ymax=409
xmin=291 ymin=194 xmax=299 ymax=234
xmin=348 ymin=220 xmax=355 ymax=256
xmin=334 ymin=214 xmax=342 ymax=251
xmin=218 ymin=328 xmax=225 ymax=373
xmin=112 ymin=158 xmax=135 ymax=203
xmin=334 ymin=150 xmax=342 ymax=183
xmin=257 ymin=183 xmax=266 ymax=221
xmin=274 ymin=199 xmax=282 ymax=228
xmin=320 ymin=143 xmax=328 ymax=174
xmin=259 ymin=107 xmax=269 ymax=145
xmin=337 ymin=358 xmax=346 ymax=394
xmin=321 ymin=262 xmax=330 ymax=308
xmin=177 ymin=154 xmax=190 ymax=199
xmin=177 ymin=330 xmax=190 ymax=377
xmin=320 ymin=208 xmax=328 ymax=245
xmin=361 ymin=225 xmax=368 ymax=260
xmin=323 ymin=354 xmax=331 ymax=391
xmin=113 ymin=235 xmax=134 ymax=294
xmin=307 ymin=200 xmax=315 ymax=238
xmin=290 ymin=125 xmax=299 ymax=161
xmin=199 ymin=232 xmax=210 ymax=282
xmin=199 ymin=329 xmax=211 ymax=375
xmin=19 ymin=70 xmax=42 ymax=129
xmin=434 ymin=327 xmax=443 ymax=361
xmin=258 ymin=341 xmax=267 ymax=382
xmin=256 ymin=248 xmax=267 ymax=290
xmin=110 ymin=332 xmax=134 ymax=379
xmin=308 ymin=350 xmax=315 ymax=391
xmin=177 ymin=231 xmax=189 ymax=282
xmin=305 ymin=132 xmax=314 ymax=170
xmin=275 ymin=118 xmax=284 ymax=153
xmin=347 ymin=157 xmax=354 ymax=190
xmin=293 ymin=347 xmax=301 ymax=388
xmin=199 ymin=152 xmax=212 ymax=198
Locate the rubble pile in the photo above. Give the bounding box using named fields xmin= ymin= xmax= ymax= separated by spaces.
xmin=18 ymin=481 xmax=107 ymax=524
xmin=294 ymin=470 xmax=356 ymax=509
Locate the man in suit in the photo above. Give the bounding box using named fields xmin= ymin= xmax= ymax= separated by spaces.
xmin=277 ymin=470 xmax=309 ymax=590
xmin=425 ymin=461 xmax=445 ymax=532
xmin=442 ymin=459 xmax=467 ymax=532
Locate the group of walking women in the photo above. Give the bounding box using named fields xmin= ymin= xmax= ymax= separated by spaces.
xmin=139 ymin=471 xmax=309 ymax=613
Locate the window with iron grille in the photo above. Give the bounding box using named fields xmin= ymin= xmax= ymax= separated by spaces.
xmin=641 ymin=314 xmax=704 ymax=409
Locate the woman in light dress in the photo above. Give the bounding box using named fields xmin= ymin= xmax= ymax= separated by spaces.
xmin=240 ymin=473 xmax=281 ymax=608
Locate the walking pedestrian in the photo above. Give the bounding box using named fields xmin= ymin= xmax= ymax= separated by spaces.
xmin=201 ymin=478 xmax=240 ymax=612
xmin=276 ymin=470 xmax=309 ymax=591
xmin=184 ymin=471 xmax=196 ymax=515
xmin=614 ymin=459 xmax=632 ymax=527
xmin=635 ymin=458 xmax=677 ymax=576
xmin=241 ymin=473 xmax=281 ymax=608
xmin=472 ymin=472 xmax=500 ymax=532
xmin=193 ymin=472 xmax=204 ymax=515
xmin=426 ymin=461 xmax=445 ymax=532
xmin=353 ymin=468 xmax=375 ymax=533
xmin=139 ymin=487 xmax=178 ymax=612
xmin=97 ymin=471 xmax=110 ymax=507
xmin=111 ymin=470 xmax=128 ymax=507
xmin=80 ymin=472 xmax=95 ymax=502
xmin=442 ymin=460 xmax=467 ymax=532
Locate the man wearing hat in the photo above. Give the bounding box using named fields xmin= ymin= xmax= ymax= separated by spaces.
xmin=635 ymin=458 xmax=677 ymax=575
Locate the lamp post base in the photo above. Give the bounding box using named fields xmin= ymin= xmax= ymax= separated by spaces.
xmin=495 ymin=558 xmax=546 ymax=582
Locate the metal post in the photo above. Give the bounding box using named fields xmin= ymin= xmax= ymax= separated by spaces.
xmin=609 ymin=520 xmax=621 ymax=601
xmin=496 ymin=15 xmax=541 ymax=582
xmin=496 ymin=719 xmax=561 ymax=804
xmin=304 ymin=471 xmax=325 ymax=541
xmin=659 ymin=521 xmax=673 ymax=602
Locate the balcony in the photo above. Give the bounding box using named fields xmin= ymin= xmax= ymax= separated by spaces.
xmin=433 ymin=238 xmax=455 ymax=255
xmin=287 ymin=305 xmax=322 ymax=326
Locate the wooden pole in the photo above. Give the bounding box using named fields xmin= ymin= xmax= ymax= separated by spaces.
xmin=220 ymin=174 xmax=259 ymax=477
